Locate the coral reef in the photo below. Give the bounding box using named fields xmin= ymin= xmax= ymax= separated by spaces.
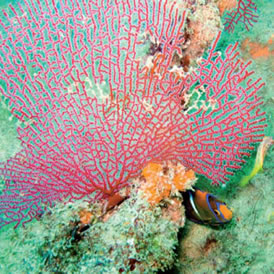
xmin=0 ymin=169 xmax=194 ymax=273
xmin=0 ymin=0 xmax=272 ymax=273
xmin=0 ymin=0 xmax=266 ymax=229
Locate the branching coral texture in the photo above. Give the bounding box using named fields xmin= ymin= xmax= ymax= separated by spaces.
xmin=224 ymin=0 xmax=258 ymax=33
xmin=0 ymin=0 xmax=266 ymax=228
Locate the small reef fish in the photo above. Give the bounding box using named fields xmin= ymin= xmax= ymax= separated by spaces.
xmin=182 ymin=188 xmax=232 ymax=226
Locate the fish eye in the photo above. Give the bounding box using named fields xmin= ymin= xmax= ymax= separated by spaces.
xmin=214 ymin=209 xmax=220 ymax=216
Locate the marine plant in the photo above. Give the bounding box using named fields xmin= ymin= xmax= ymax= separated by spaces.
xmin=0 ymin=0 xmax=266 ymax=229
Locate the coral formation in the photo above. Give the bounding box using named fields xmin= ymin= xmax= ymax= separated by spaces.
xmin=217 ymin=0 xmax=238 ymax=16
xmin=0 ymin=178 xmax=188 ymax=273
xmin=0 ymin=0 xmax=266 ymax=229
xmin=182 ymin=1 xmax=222 ymax=66
xmin=169 ymin=0 xmax=222 ymax=70
xmin=0 ymin=0 xmax=272 ymax=273
xmin=224 ymin=0 xmax=258 ymax=32
xmin=241 ymin=36 xmax=274 ymax=59
xmin=140 ymin=162 xmax=196 ymax=205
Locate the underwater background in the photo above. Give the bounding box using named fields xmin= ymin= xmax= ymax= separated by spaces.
xmin=0 ymin=0 xmax=273 ymax=273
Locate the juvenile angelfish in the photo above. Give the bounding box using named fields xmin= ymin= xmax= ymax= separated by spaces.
xmin=182 ymin=188 xmax=232 ymax=226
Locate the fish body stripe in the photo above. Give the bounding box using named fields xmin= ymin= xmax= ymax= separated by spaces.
xmin=189 ymin=191 xmax=202 ymax=220
xmin=206 ymin=193 xmax=222 ymax=223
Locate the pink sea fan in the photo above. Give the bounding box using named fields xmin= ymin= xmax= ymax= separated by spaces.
xmin=224 ymin=0 xmax=258 ymax=33
xmin=0 ymin=0 xmax=266 ymax=228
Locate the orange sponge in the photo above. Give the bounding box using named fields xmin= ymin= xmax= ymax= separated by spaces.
xmin=140 ymin=162 xmax=196 ymax=205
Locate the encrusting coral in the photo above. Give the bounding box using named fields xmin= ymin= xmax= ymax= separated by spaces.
xmin=217 ymin=0 xmax=238 ymax=16
xmin=140 ymin=162 xmax=196 ymax=205
xmin=241 ymin=37 xmax=274 ymax=59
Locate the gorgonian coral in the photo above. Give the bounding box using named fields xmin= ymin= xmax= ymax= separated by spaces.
xmin=0 ymin=0 xmax=266 ymax=228
xmin=224 ymin=0 xmax=258 ymax=32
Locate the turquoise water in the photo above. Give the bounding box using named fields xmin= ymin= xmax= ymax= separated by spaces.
xmin=0 ymin=0 xmax=273 ymax=273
